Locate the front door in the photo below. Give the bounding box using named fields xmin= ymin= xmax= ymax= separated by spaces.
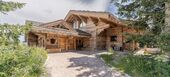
xmin=68 ymin=38 xmax=75 ymax=50
xmin=76 ymin=38 xmax=83 ymax=50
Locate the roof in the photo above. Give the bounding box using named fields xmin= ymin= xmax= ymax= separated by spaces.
xmin=31 ymin=26 xmax=78 ymax=36
xmin=28 ymin=10 xmax=133 ymax=37
xmin=75 ymin=29 xmax=91 ymax=36
xmin=64 ymin=10 xmax=123 ymax=26
xmin=38 ymin=20 xmax=75 ymax=31
xmin=65 ymin=10 xmax=111 ymax=20
xmin=31 ymin=26 xmax=91 ymax=37
xmin=25 ymin=20 xmax=43 ymax=26
xmin=29 ymin=18 xmax=92 ymax=37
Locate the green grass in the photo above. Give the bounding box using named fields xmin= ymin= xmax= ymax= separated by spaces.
xmin=100 ymin=54 xmax=114 ymax=67
xmin=100 ymin=53 xmax=170 ymax=77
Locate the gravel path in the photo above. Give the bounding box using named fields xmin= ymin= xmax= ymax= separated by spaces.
xmin=45 ymin=51 xmax=127 ymax=77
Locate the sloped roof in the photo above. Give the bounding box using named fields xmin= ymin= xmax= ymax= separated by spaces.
xmin=30 ymin=19 xmax=91 ymax=37
xmin=31 ymin=26 xmax=78 ymax=36
xmin=38 ymin=20 xmax=75 ymax=31
xmin=64 ymin=10 xmax=123 ymax=25
xmin=29 ymin=10 xmax=133 ymax=37
xmin=75 ymin=29 xmax=91 ymax=36
xmin=25 ymin=20 xmax=43 ymax=26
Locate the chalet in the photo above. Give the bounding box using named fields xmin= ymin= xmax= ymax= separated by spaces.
xmin=27 ymin=10 xmax=140 ymax=52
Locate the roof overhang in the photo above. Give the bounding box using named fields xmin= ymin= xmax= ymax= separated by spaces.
xmin=30 ymin=26 xmax=91 ymax=37
xmin=31 ymin=26 xmax=78 ymax=36
xmin=64 ymin=10 xmax=126 ymax=27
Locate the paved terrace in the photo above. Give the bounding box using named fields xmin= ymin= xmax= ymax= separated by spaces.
xmin=45 ymin=51 xmax=128 ymax=77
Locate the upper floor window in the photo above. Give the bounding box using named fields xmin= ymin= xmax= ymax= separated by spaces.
xmin=80 ymin=21 xmax=86 ymax=27
xmin=73 ymin=20 xmax=78 ymax=29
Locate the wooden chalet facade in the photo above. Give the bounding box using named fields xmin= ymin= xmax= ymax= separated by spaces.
xmin=27 ymin=10 xmax=139 ymax=52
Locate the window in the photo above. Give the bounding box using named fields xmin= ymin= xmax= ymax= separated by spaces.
xmin=80 ymin=21 xmax=86 ymax=27
xmin=50 ymin=39 xmax=56 ymax=44
xmin=73 ymin=20 xmax=78 ymax=29
xmin=110 ymin=36 xmax=117 ymax=42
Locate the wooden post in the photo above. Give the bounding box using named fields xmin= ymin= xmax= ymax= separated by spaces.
xmin=65 ymin=37 xmax=68 ymax=51
xmin=121 ymin=26 xmax=124 ymax=51
xmin=106 ymin=29 xmax=111 ymax=49
xmin=74 ymin=37 xmax=77 ymax=50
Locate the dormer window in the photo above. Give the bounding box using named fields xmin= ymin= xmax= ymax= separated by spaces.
xmin=73 ymin=20 xmax=78 ymax=29
xmin=80 ymin=21 xmax=86 ymax=27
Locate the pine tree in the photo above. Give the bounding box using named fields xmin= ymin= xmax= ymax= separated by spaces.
xmin=0 ymin=0 xmax=25 ymax=14
xmin=111 ymin=0 xmax=170 ymax=52
xmin=0 ymin=1 xmax=47 ymax=77
xmin=0 ymin=0 xmax=30 ymax=45
xmin=112 ymin=0 xmax=169 ymax=35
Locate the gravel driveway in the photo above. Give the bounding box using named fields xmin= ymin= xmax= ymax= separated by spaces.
xmin=45 ymin=51 xmax=124 ymax=77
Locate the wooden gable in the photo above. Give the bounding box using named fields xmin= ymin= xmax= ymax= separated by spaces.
xmin=39 ymin=20 xmax=75 ymax=31
xmin=48 ymin=24 xmax=69 ymax=30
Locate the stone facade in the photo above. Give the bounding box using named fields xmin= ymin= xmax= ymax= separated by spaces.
xmin=27 ymin=10 xmax=139 ymax=52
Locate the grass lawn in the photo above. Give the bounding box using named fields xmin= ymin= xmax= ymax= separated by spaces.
xmin=100 ymin=52 xmax=170 ymax=77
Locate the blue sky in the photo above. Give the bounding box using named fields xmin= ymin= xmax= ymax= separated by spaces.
xmin=1 ymin=0 xmax=116 ymax=24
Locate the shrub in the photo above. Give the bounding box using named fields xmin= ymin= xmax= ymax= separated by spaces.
xmin=101 ymin=52 xmax=170 ymax=77
xmin=114 ymin=55 xmax=170 ymax=77
xmin=0 ymin=45 xmax=47 ymax=77
xmin=108 ymin=48 xmax=117 ymax=55
xmin=157 ymin=33 xmax=170 ymax=52
xmin=100 ymin=54 xmax=114 ymax=67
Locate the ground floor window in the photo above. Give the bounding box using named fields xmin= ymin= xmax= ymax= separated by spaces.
xmin=110 ymin=36 xmax=117 ymax=42
xmin=50 ymin=39 xmax=56 ymax=44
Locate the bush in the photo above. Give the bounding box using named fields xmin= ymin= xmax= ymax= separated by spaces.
xmin=100 ymin=54 xmax=114 ymax=67
xmin=157 ymin=33 xmax=170 ymax=52
xmin=101 ymin=52 xmax=170 ymax=77
xmin=114 ymin=55 xmax=170 ymax=77
xmin=0 ymin=45 xmax=47 ymax=77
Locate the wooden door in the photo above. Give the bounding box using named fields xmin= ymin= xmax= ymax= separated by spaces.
xmin=59 ymin=37 xmax=66 ymax=51
xmin=68 ymin=38 xmax=75 ymax=50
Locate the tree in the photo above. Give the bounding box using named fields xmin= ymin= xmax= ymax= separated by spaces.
xmin=0 ymin=23 xmax=32 ymax=46
xmin=111 ymin=0 xmax=170 ymax=52
xmin=0 ymin=1 xmax=47 ymax=77
xmin=0 ymin=0 xmax=25 ymax=14
xmin=0 ymin=0 xmax=26 ymax=45
xmin=112 ymin=0 xmax=168 ymax=35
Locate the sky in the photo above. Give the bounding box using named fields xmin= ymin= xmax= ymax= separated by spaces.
xmin=1 ymin=0 xmax=116 ymax=25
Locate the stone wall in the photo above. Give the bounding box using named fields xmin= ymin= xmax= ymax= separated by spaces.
xmin=96 ymin=30 xmax=107 ymax=50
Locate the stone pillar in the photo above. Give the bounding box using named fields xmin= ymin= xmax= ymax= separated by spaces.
xmin=84 ymin=17 xmax=97 ymax=51
xmin=90 ymin=31 xmax=97 ymax=51
xmin=106 ymin=28 xmax=111 ymax=49
xmin=106 ymin=34 xmax=111 ymax=49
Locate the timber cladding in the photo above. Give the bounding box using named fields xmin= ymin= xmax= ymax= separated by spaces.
xmin=27 ymin=10 xmax=140 ymax=52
